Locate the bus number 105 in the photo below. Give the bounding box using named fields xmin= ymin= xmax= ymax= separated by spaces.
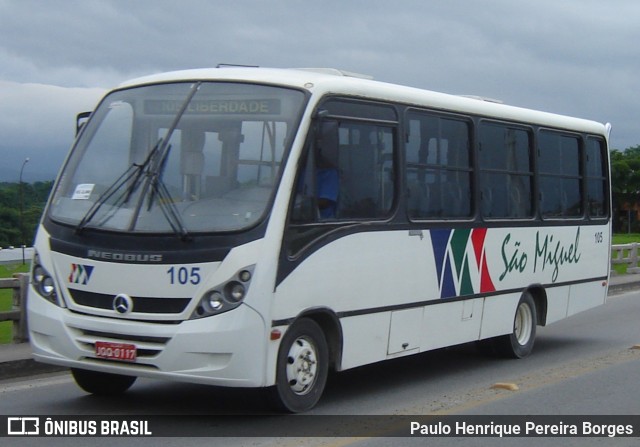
xmin=167 ymin=266 xmax=201 ymax=285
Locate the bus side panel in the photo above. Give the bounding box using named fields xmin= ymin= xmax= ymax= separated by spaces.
xmin=275 ymin=231 xmax=435 ymax=319
xmin=568 ymin=282 xmax=607 ymax=316
xmin=478 ymin=293 xmax=520 ymax=340
xmin=542 ymin=285 xmax=571 ymax=325
xmin=483 ymin=226 xmax=608 ymax=292
xmin=340 ymin=313 xmax=392 ymax=370
xmin=276 ymin=224 xmax=609 ymax=372
xmin=420 ymin=298 xmax=484 ymax=351
xmin=275 ymin=231 xmax=435 ymax=371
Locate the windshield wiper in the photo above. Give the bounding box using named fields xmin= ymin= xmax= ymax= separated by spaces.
xmin=127 ymin=81 xmax=201 ymax=239
xmin=76 ymin=82 xmax=201 ymax=238
xmin=141 ymin=142 xmax=191 ymax=240
xmin=147 ymin=162 xmax=190 ymax=240
xmin=75 ymin=138 xmax=163 ymax=234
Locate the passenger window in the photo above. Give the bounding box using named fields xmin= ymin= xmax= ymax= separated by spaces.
xmin=539 ymin=131 xmax=582 ymax=218
xmin=287 ymin=101 xmax=397 ymax=254
xmin=334 ymin=122 xmax=395 ymax=218
xmin=406 ymin=112 xmax=472 ymax=219
xmin=293 ymin=97 xmax=397 ymax=224
xmin=293 ymin=120 xmax=395 ymax=221
xmin=479 ymin=123 xmax=533 ymax=219
xmin=586 ymin=137 xmax=608 ymax=218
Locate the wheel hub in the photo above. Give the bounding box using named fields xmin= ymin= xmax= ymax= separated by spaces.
xmin=286 ymin=337 xmax=318 ymax=395
xmin=514 ymin=302 xmax=533 ymax=345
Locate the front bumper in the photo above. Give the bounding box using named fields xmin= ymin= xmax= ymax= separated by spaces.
xmin=28 ymin=286 xmax=268 ymax=388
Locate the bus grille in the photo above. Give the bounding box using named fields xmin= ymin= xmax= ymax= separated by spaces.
xmin=68 ymin=289 xmax=190 ymax=314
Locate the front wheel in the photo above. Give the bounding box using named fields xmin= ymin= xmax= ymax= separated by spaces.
xmin=270 ymin=318 xmax=329 ymax=413
xmin=71 ymin=368 xmax=137 ymax=395
xmin=494 ymin=292 xmax=537 ymax=359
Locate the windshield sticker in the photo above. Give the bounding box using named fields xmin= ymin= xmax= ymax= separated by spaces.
xmin=72 ymin=184 xmax=95 ymax=200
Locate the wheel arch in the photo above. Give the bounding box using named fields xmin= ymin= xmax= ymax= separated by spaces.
xmin=294 ymin=308 xmax=343 ymax=371
xmin=525 ymin=284 xmax=548 ymax=326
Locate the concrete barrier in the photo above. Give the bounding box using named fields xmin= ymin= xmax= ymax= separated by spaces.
xmin=0 ymin=273 xmax=29 ymax=343
xmin=611 ymin=243 xmax=640 ymax=274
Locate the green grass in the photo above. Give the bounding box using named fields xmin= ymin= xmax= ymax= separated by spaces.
xmin=612 ymin=233 xmax=640 ymax=245
xmin=0 ymin=263 xmax=30 ymax=344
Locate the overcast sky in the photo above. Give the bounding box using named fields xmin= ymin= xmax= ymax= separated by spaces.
xmin=1 ymin=0 xmax=639 ymax=181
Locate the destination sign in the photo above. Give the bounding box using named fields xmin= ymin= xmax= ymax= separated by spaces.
xmin=144 ymin=99 xmax=281 ymax=115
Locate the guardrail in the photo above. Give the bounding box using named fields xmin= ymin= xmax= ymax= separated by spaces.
xmin=0 ymin=274 xmax=29 ymax=343
xmin=611 ymin=243 xmax=640 ymax=274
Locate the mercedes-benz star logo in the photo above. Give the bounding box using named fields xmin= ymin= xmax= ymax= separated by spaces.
xmin=113 ymin=293 xmax=133 ymax=315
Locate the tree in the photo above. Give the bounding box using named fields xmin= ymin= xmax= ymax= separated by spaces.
xmin=610 ymin=145 xmax=640 ymax=232
xmin=0 ymin=181 xmax=53 ymax=247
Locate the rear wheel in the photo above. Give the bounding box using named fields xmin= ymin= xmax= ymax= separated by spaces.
xmin=71 ymin=368 xmax=137 ymax=395
xmin=270 ymin=318 xmax=329 ymax=413
xmin=494 ymin=292 xmax=537 ymax=358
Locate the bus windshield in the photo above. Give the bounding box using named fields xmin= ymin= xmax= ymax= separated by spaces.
xmin=49 ymin=81 xmax=306 ymax=234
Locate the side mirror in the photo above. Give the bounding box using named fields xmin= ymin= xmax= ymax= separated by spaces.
xmin=76 ymin=111 xmax=92 ymax=136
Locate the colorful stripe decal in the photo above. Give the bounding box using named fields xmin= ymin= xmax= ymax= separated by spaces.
xmin=430 ymin=228 xmax=496 ymax=299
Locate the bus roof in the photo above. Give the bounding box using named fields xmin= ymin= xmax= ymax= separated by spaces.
xmin=119 ymin=67 xmax=609 ymax=136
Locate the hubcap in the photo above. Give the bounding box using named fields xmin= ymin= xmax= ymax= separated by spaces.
xmin=285 ymin=336 xmax=318 ymax=395
xmin=514 ymin=302 xmax=533 ymax=345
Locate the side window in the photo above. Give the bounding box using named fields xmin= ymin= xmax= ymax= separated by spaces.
xmin=290 ymin=101 xmax=397 ymax=224
xmin=479 ymin=123 xmax=533 ymax=219
xmin=539 ymin=131 xmax=582 ymax=218
xmin=586 ymin=137 xmax=608 ymax=218
xmin=333 ymin=122 xmax=395 ymax=219
xmin=406 ymin=112 xmax=472 ymax=219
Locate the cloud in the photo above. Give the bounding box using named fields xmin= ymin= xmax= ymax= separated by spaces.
xmin=0 ymin=80 xmax=104 ymax=148
xmin=0 ymin=81 xmax=105 ymax=181
xmin=0 ymin=0 xmax=638 ymax=181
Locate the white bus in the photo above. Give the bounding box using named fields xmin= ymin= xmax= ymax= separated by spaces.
xmin=28 ymin=67 xmax=611 ymax=412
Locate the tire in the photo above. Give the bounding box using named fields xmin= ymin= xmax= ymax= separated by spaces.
xmin=493 ymin=292 xmax=537 ymax=359
xmin=71 ymin=368 xmax=137 ymax=395
xmin=270 ymin=318 xmax=329 ymax=413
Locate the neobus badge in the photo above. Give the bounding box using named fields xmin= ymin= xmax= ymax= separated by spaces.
xmin=87 ymin=250 xmax=163 ymax=263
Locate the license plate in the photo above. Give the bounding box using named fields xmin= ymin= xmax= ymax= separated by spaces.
xmin=95 ymin=341 xmax=137 ymax=362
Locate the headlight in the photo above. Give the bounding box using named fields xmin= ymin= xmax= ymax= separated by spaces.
xmin=31 ymin=252 xmax=61 ymax=306
xmin=225 ymin=281 xmax=245 ymax=302
xmin=33 ymin=265 xmax=47 ymax=284
xmin=204 ymin=291 xmax=224 ymax=312
xmin=191 ymin=266 xmax=254 ymax=319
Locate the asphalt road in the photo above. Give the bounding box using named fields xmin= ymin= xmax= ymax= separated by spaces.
xmin=1 ymin=289 xmax=639 ymax=446
xmin=0 ymin=247 xmax=33 ymax=264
